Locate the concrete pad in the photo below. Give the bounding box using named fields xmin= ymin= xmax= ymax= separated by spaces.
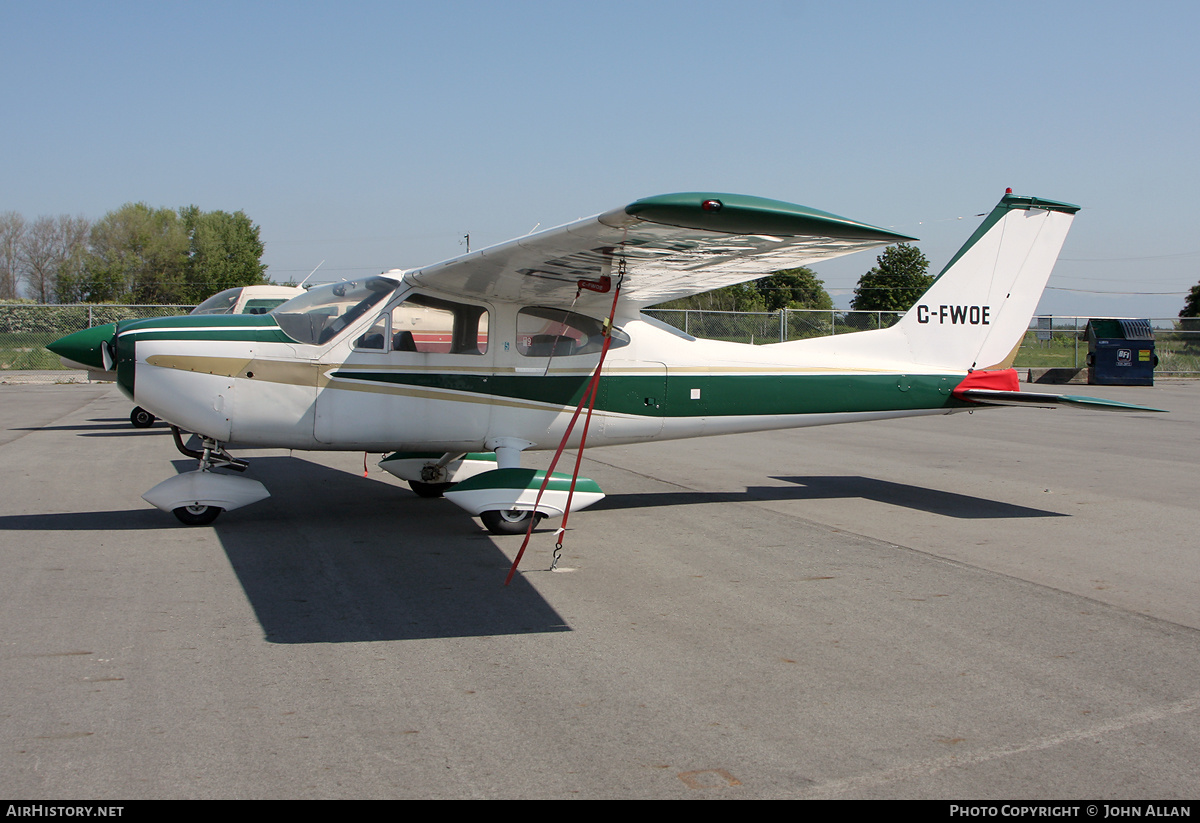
xmin=1 ymin=382 xmax=1197 ymax=799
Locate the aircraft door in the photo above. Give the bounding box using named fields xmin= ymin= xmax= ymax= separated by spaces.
xmin=314 ymin=294 xmax=493 ymax=447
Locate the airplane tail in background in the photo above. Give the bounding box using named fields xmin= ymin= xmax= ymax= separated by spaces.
xmin=889 ymin=192 xmax=1079 ymax=371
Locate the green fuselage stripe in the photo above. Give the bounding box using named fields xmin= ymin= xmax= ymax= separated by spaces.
xmin=332 ymin=370 xmax=968 ymax=417
xmin=114 ymin=315 xmax=296 ymax=397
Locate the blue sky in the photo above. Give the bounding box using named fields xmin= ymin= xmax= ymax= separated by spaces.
xmin=3 ymin=1 xmax=1197 ymax=316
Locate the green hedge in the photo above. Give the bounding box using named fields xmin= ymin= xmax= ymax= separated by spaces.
xmin=0 ymin=303 xmax=195 ymax=335
xmin=0 ymin=303 xmax=195 ymax=370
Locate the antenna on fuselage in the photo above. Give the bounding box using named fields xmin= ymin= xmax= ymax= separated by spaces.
xmin=298 ymin=260 xmax=325 ymax=288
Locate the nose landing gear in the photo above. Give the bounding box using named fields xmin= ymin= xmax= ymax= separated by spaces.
xmin=141 ymin=429 xmax=269 ymax=526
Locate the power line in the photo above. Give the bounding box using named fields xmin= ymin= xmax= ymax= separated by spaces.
xmin=1044 ymin=286 xmax=1188 ymax=295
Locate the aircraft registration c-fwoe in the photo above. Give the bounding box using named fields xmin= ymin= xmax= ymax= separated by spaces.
xmin=49 ymin=190 xmax=1163 ymax=535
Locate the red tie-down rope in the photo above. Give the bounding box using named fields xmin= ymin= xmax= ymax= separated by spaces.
xmin=504 ymin=268 xmax=623 ymax=585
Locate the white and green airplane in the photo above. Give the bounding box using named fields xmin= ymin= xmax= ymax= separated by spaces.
xmin=48 ymin=190 xmax=1160 ymax=533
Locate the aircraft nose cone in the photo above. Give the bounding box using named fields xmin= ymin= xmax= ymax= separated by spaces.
xmin=46 ymin=323 xmax=117 ymax=371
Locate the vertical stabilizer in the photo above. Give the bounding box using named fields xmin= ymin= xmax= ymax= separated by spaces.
xmin=891 ymin=193 xmax=1079 ymax=370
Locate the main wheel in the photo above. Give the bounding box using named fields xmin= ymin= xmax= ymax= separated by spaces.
xmin=130 ymin=406 xmax=156 ymax=428
xmin=481 ymin=509 xmax=545 ymax=535
xmin=172 ymin=504 xmax=222 ymax=526
xmin=409 ymin=480 xmax=454 ymax=498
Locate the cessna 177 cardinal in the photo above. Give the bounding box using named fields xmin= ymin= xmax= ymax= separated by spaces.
xmin=48 ymin=191 xmax=1161 ymax=534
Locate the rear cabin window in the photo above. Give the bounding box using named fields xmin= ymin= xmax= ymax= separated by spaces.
xmin=516 ymin=307 xmax=628 ymax=357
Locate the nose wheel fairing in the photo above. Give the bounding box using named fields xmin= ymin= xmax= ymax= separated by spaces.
xmin=143 ymin=434 xmax=268 ymax=526
xmin=142 ymin=470 xmax=270 ymax=524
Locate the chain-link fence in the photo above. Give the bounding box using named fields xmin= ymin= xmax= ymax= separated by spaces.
xmin=1152 ymin=319 xmax=1200 ymax=374
xmin=1014 ymin=316 xmax=1200 ymax=374
xmin=1 ymin=304 xmax=195 ymax=376
xmin=643 ymin=309 xmax=899 ymax=343
xmin=5 ymin=304 xmax=1198 ymax=378
xmin=645 ymin=309 xmax=1200 ymax=375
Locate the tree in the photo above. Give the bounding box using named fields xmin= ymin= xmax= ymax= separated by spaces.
xmin=72 ymin=203 xmax=189 ymax=303
xmin=20 ymin=216 xmax=60 ymax=303
xmin=0 ymin=212 xmax=25 ymax=299
xmin=58 ymin=203 xmax=268 ymax=304
xmin=653 ymin=282 xmax=766 ymax=312
xmin=20 ymin=215 xmax=90 ymax=303
xmin=51 ymin=215 xmax=92 ymax=302
xmin=652 ymin=267 xmax=832 ymax=313
xmin=1180 ymin=282 xmax=1200 ymax=319
xmin=850 ymin=243 xmax=933 ymax=313
xmin=179 ymin=206 xmax=267 ymax=303
xmin=754 ymin=267 xmax=833 ymax=311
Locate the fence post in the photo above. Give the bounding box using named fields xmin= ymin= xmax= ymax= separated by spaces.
xmin=1074 ymin=316 xmax=1080 ymax=369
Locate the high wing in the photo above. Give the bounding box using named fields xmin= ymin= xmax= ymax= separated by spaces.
xmin=405 ymin=193 xmax=915 ymax=312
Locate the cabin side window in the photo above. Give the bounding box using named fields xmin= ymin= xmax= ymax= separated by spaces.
xmin=355 ymin=293 xmax=489 ymax=355
xmin=516 ymin=307 xmax=629 ymax=357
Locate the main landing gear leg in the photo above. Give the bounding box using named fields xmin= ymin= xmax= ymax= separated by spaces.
xmin=477 ymin=437 xmax=544 ymax=536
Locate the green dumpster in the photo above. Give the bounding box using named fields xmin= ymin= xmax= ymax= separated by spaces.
xmin=1085 ymin=319 xmax=1156 ymax=386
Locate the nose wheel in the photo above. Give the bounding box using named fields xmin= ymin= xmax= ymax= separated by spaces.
xmin=172 ymin=504 xmax=222 ymax=526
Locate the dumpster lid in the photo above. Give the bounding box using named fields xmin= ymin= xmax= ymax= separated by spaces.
xmin=1086 ymin=318 xmax=1155 ymax=340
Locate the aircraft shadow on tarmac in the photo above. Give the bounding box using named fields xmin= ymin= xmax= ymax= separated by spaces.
xmin=595 ymin=475 xmax=1064 ymax=519
xmin=0 ymin=454 xmax=1062 ymax=645
xmin=0 ymin=454 xmax=570 ymax=644
xmin=186 ymin=456 xmax=571 ymax=644
xmin=7 ymin=416 xmax=174 ymax=437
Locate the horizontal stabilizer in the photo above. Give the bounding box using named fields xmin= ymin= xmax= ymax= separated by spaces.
xmin=955 ymin=389 xmax=1166 ymax=413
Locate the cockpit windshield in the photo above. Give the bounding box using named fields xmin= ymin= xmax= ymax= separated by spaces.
xmin=274 ymin=277 xmax=400 ymax=346
xmin=191 ymin=287 xmax=242 ymax=315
